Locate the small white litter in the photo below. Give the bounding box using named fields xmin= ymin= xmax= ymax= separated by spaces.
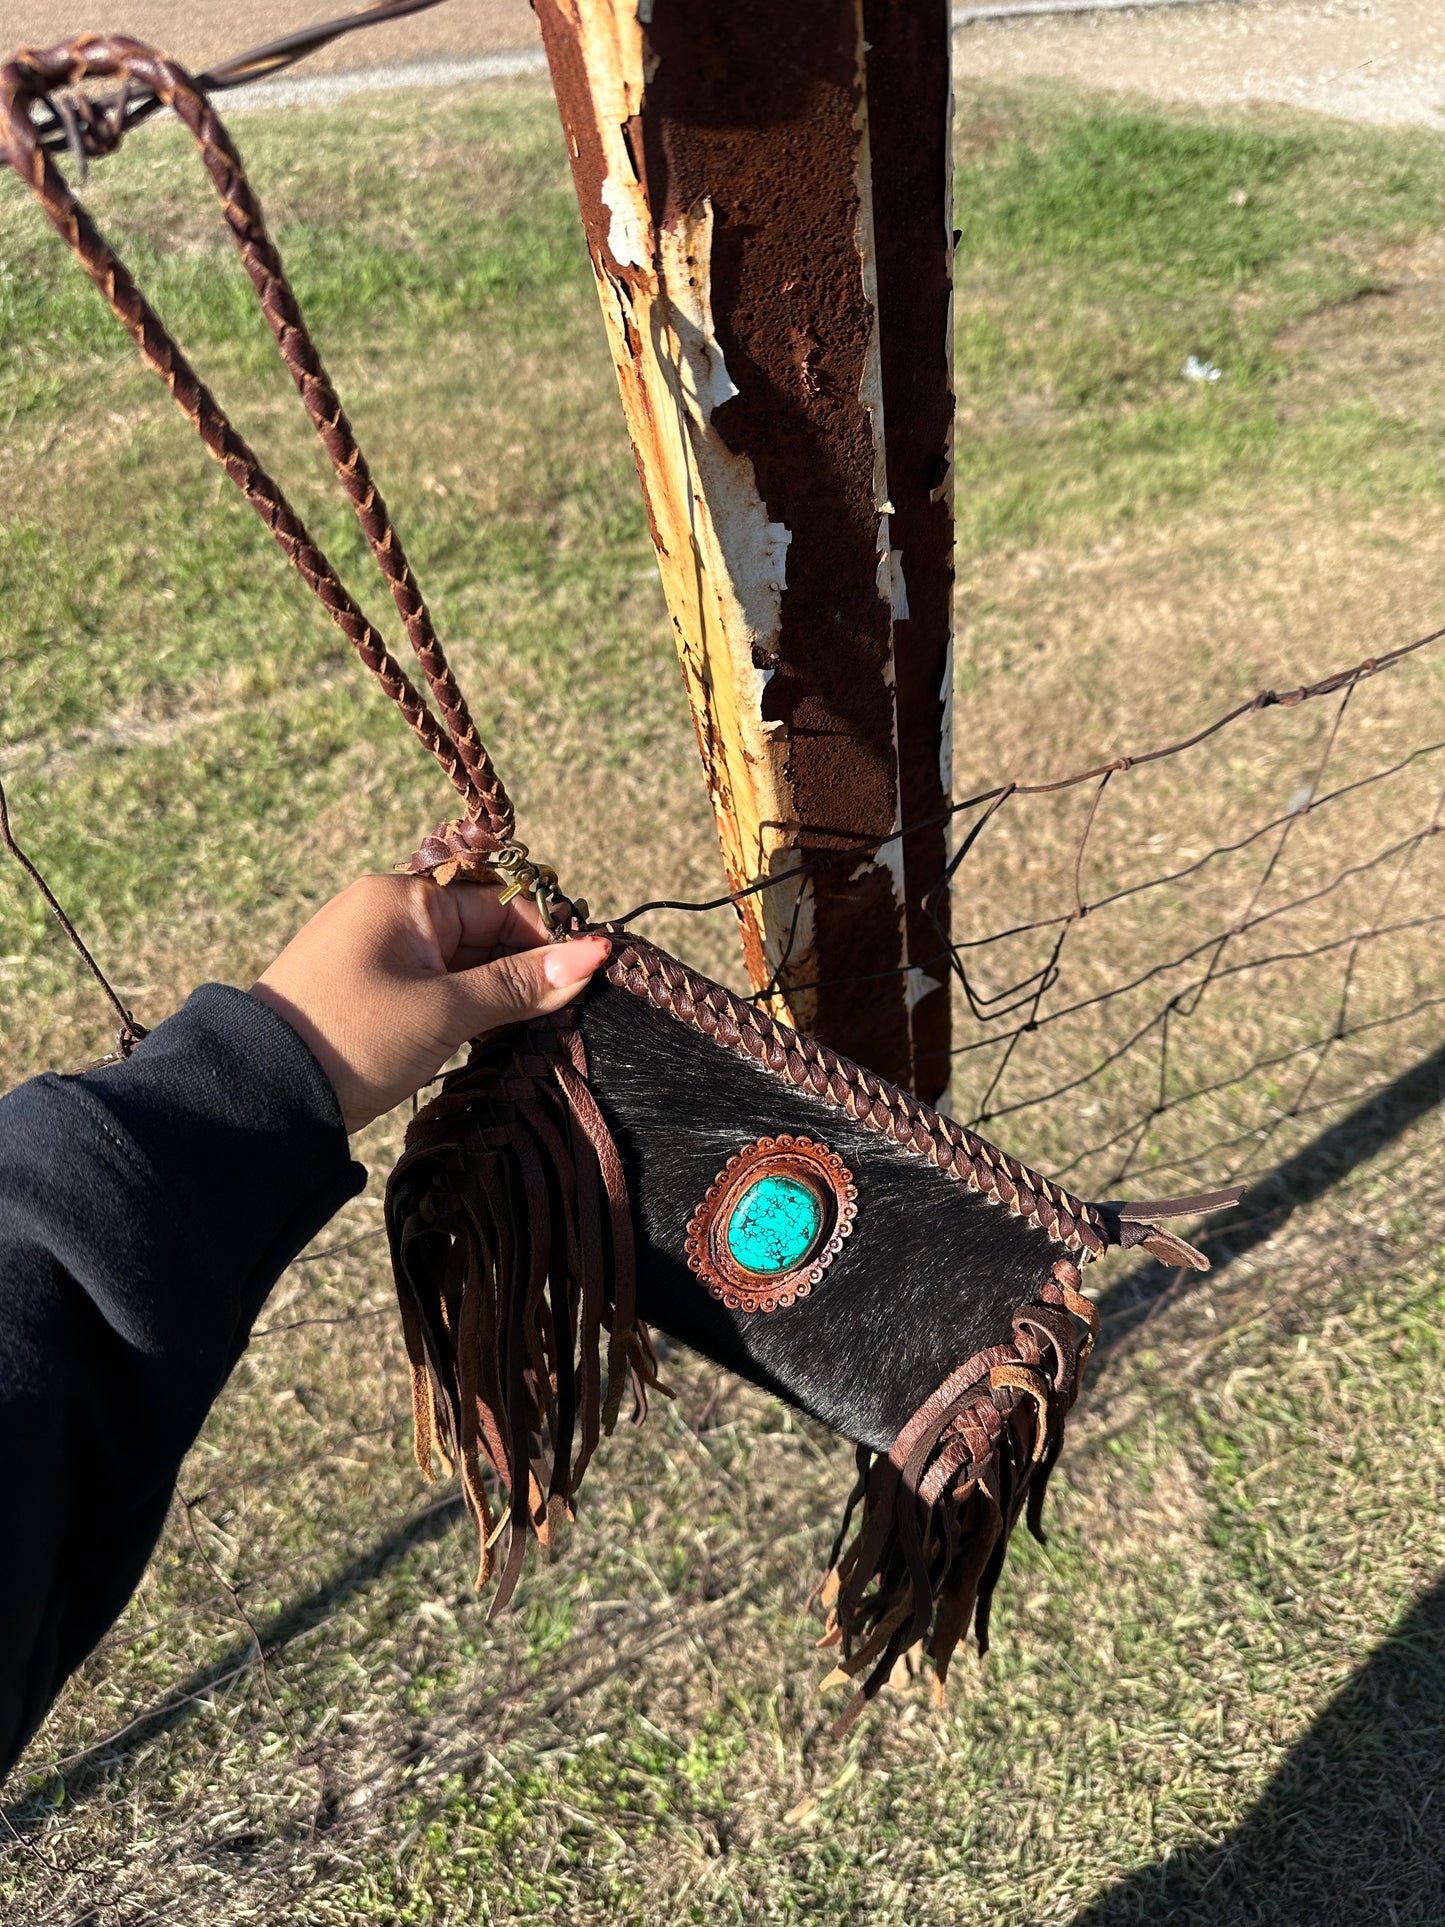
xmin=1182 ymin=354 xmax=1223 ymax=384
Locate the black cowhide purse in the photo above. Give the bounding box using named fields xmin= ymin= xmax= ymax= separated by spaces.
xmin=387 ymin=855 xmax=1234 ymax=1730
xmin=3 ymin=37 xmax=1240 ymax=1732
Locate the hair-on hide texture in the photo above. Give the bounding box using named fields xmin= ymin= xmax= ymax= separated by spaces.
xmin=576 ymin=976 xmax=1062 ymax=1452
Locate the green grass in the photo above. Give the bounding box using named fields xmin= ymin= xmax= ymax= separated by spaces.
xmin=951 ymin=93 xmax=1445 ymax=545
xmin=2 ymin=74 xmax=1445 ymax=1926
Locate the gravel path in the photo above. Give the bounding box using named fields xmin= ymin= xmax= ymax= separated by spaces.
xmin=958 ymin=1 xmax=1445 ymax=130
xmin=5 ymin=1 xmax=1443 ymax=130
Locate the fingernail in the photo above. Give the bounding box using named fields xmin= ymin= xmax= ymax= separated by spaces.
xmin=542 ymin=935 xmax=611 ymax=987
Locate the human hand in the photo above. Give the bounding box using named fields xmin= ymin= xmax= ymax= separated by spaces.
xmin=250 ymin=874 xmax=609 ymax=1134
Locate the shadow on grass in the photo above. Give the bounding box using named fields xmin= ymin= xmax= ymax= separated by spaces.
xmin=1074 ymin=1571 xmax=1445 ymax=1926
xmin=1073 ymin=1040 xmax=1445 ymax=1925
xmin=1090 ymin=1039 xmax=1445 ymax=1369
xmin=2 ymin=1493 xmax=464 ymax=1830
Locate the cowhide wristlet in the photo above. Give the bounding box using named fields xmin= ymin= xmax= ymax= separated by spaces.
xmin=387 ymin=921 xmax=1237 ymax=1731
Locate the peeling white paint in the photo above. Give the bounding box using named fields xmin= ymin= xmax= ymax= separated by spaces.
xmin=655 ymin=201 xmax=791 ymax=720
xmin=846 ymin=0 xmax=908 ymax=1007
xmin=938 ymin=633 xmax=956 ymax=809
xmin=663 ymin=207 xmax=741 ymax=422
xmin=601 ymin=172 xmax=649 ymax=269
xmin=903 ymin=962 xmax=946 ymax=1013
xmin=552 ymin=0 xmax=918 ymax=1037
xmin=875 ymin=827 xmax=910 ymax=941
xmin=853 ymin=227 xmax=889 ymax=514
xmin=881 ymin=539 xmax=909 ymax=621
xmin=850 ymin=0 xmax=900 ymax=644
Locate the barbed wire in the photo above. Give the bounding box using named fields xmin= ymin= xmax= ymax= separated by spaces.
xmin=27 ymin=0 xmax=455 ymax=165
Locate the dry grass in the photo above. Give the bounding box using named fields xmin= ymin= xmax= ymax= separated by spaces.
xmin=1 ymin=76 xmax=1444 ymax=1926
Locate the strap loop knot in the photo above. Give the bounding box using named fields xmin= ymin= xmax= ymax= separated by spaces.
xmin=399 ymin=823 xmax=570 ymax=931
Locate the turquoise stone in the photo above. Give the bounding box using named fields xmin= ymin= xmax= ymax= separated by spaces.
xmin=726 ymin=1174 xmax=823 ymax=1275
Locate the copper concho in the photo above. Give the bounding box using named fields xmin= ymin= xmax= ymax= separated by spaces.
xmin=684 ymin=1135 xmax=857 ymax=1314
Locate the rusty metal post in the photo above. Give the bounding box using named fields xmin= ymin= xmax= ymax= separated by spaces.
xmin=862 ymin=0 xmax=956 ymax=1100
xmin=533 ymin=0 xmax=953 ymax=1096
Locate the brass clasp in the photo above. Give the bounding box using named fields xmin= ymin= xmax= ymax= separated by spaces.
xmin=485 ymin=840 xmax=563 ymax=930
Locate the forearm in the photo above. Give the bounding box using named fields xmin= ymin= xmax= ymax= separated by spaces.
xmin=0 ymin=985 xmax=364 ymax=1777
xmin=0 ymin=871 xmax=605 ymax=1781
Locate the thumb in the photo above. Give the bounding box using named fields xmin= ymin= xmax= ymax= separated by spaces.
xmin=428 ymin=933 xmax=611 ymax=1051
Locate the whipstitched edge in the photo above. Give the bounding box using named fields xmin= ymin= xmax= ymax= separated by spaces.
xmin=603 ymin=938 xmax=1108 ymax=1262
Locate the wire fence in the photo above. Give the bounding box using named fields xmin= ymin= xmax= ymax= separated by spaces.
xmin=7 ymin=612 xmax=1441 ymax=1873
xmin=4 ymin=4 xmax=1445 ymax=1901
xmin=611 ymin=623 xmax=1445 ymax=1209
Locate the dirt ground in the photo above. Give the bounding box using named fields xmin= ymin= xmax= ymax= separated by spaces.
xmin=6 ymin=1 xmax=1445 ymax=131
xmin=4 ymin=0 xmax=541 ymax=72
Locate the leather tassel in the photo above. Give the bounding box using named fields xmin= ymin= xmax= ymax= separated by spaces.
xmin=821 ymin=1261 xmax=1099 ymax=1736
xmin=384 ymin=1010 xmax=665 ymax=1603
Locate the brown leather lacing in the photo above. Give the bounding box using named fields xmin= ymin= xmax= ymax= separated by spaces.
xmin=603 ymin=936 xmax=1106 ymax=1256
xmin=600 ymin=938 xmax=1241 ymax=1264
xmin=1 ymin=36 xmax=518 ymax=867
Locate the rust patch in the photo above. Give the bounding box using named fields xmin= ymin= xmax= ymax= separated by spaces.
xmin=532 ymin=0 xmax=648 ymax=293
xmin=641 ymin=0 xmax=911 ymax=1082
xmin=536 ymin=1 xmax=962 ymax=1093
xmin=538 ymin=5 xmax=802 ymax=1010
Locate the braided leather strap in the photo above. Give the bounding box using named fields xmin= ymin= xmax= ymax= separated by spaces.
xmin=0 ymin=36 xmax=513 ymax=846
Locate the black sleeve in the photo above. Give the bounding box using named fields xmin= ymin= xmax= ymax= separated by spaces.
xmin=0 ymin=984 xmax=366 ymax=1779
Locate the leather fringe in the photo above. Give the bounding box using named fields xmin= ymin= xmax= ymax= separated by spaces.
xmin=384 ymin=1011 xmax=664 ymax=1613
xmin=817 ymin=1258 xmax=1100 ymax=1736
